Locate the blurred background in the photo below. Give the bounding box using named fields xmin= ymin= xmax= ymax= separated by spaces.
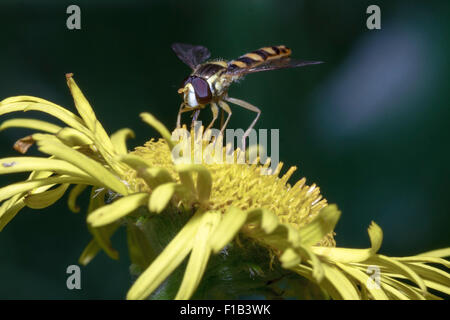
xmin=0 ymin=0 xmax=449 ymax=299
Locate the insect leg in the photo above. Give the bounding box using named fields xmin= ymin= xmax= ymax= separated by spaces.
xmin=206 ymin=102 xmax=219 ymax=131
xmin=192 ymin=109 xmax=200 ymax=121
xmin=217 ymin=100 xmax=232 ymax=136
xmin=177 ymin=103 xmax=202 ymax=129
xmin=176 ymin=102 xmax=186 ymax=128
xmin=191 ymin=109 xmax=200 ymax=128
xmin=220 ymin=108 xmax=225 ymax=128
xmin=224 ymin=96 xmax=261 ymax=151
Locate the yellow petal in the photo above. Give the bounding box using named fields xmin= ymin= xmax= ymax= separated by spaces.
xmin=246 ymin=208 xmax=280 ymax=234
xmin=380 ymin=281 xmax=412 ymax=300
xmin=280 ymin=248 xmax=302 ymax=268
xmin=422 ymin=279 xmax=450 ymax=295
xmin=0 ymin=100 xmax=86 ymax=133
xmin=311 ymin=221 xmax=383 ymax=263
xmin=56 ymin=127 xmax=93 ymax=146
xmin=88 ymin=223 xmax=121 ymax=261
xmin=83 ymin=187 xmax=121 ymax=260
xmin=243 ymin=208 xmax=304 ymax=253
xmin=380 ymin=276 xmax=426 ymax=300
xmin=175 ymin=210 xmax=221 ymax=299
xmin=87 ymin=193 xmax=149 ymax=227
xmin=0 ymin=118 xmax=61 ymax=134
xmin=406 ymin=263 xmax=450 ymax=290
xmin=294 ymin=263 xmax=359 ymax=300
xmin=418 ymin=248 xmax=450 ymax=258
xmin=321 ymin=263 xmax=360 ymax=300
xmin=140 ymin=112 xmax=175 ymax=150
xmin=0 ymin=157 xmax=94 ymax=181
xmin=36 ymin=139 xmax=128 ymax=195
xmin=367 ymin=221 xmax=383 ymax=253
xmin=24 ymin=183 xmax=70 ymax=209
xmin=336 ymin=262 xmax=389 ymax=300
xmin=210 ymin=206 xmax=247 ymax=253
xmin=120 ymin=154 xmax=174 ymax=189
xmin=375 ymin=255 xmax=427 ymax=293
xmin=0 ymin=176 xmax=87 ymax=203
xmin=0 ymin=171 xmax=55 ymax=230
xmin=111 ymin=128 xmax=135 ymax=155
xmin=296 ymin=245 xmax=325 ymax=282
xmin=127 ymin=210 xmax=204 ymax=300
xmin=393 ymin=256 xmax=450 ymax=269
xmin=66 ymin=75 xmax=114 ymax=152
xmin=175 ymin=164 xmax=212 ymax=203
xmin=0 ymin=195 xmax=26 ymax=231
xmin=297 ymin=204 xmax=341 ymax=246
xmin=1 ymin=95 xmax=65 ymax=108
xmin=78 ymin=239 xmax=101 ymax=266
xmin=143 ymin=167 xmax=175 ymax=189
xmin=68 ymin=184 xmax=87 ymax=213
xmin=119 ymin=154 xmax=153 ymax=170
xmin=148 ymin=182 xmax=178 ymax=213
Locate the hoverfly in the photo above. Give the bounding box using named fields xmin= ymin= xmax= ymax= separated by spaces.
xmin=172 ymin=43 xmax=322 ymax=148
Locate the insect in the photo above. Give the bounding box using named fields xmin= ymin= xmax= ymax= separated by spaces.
xmin=172 ymin=43 xmax=322 ymax=149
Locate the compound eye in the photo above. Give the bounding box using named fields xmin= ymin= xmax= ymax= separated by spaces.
xmin=192 ymin=77 xmax=212 ymax=105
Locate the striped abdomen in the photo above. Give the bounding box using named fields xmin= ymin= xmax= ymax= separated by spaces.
xmin=228 ymin=45 xmax=292 ymax=71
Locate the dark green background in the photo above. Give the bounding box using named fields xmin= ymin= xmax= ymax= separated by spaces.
xmin=0 ymin=0 xmax=449 ymax=299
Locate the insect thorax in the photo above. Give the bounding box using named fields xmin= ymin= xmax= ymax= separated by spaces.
xmin=193 ymin=60 xmax=231 ymax=99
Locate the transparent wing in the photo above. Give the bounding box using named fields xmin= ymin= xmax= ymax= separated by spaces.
xmin=171 ymin=43 xmax=211 ymax=70
xmin=226 ymin=57 xmax=323 ymax=76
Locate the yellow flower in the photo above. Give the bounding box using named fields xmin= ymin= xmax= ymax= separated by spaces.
xmin=0 ymin=75 xmax=449 ymax=300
